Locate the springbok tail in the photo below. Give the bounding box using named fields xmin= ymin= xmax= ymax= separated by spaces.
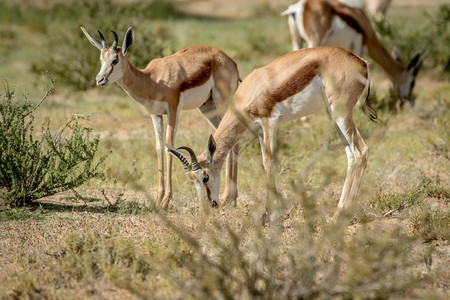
xmin=281 ymin=6 xmax=296 ymax=17
xmin=360 ymin=65 xmax=378 ymax=122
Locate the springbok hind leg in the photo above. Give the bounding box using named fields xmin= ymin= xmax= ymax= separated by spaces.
xmin=332 ymin=116 xmax=369 ymax=222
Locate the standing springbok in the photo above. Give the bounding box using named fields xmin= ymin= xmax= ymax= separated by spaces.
xmin=81 ymin=27 xmax=240 ymax=208
xmin=169 ymin=47 xmax=377 ymax=221
xmin=281 ymin=0 xmax=421 ymax=102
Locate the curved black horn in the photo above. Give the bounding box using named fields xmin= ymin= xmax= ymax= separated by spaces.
xmin=111 ymin=31 xmax=118 ymax=50
xmin=167 ymin=147 xmax=191 ymax=172
xmin=177 ymin=146 xmax=200 ymax=171
xmin=97 ymin=30 xmax=107 ymax=48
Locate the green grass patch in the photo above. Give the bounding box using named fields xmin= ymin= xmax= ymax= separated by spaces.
xmin=0 ymin=206 xmax=45 ymax=222
xmin=369 ymin=176 xmax=449 ymax=216
xmin=409 ymin=205 xmax=450 ymax=242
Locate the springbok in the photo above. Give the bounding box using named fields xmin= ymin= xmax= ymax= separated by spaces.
xmin=340 ymin=0 xmax=392 ymax=18
xmin=81 ymin=27 xmax=240 ymax=208
xmin=169 ymin=47 xmax=377 ymax=222
xmin=281 ymin=0 xmax=421 ymax=103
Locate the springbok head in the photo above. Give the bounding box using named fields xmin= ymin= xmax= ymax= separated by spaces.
xmin=168 ymin=135 xmax=221 ymax=207
xmin=81 ymin=26 xmax=134 ymax=86
xmin=392 ymin=48 xmax=423 ymax=105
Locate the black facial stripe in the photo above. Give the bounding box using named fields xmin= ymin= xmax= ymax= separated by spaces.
xmin=205 ymin=185 xmax=211 ymax=202
xmin=103 ymin=63 xmax=114 ymax=82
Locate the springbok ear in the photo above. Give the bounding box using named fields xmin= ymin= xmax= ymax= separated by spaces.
xmin=81 ymin=26 xmax=104 ymax=50
xmin=122 ymin=27 xmax=134 ymax=56
xmin=407 ymin=52 xmax=421 ymax=71
xmin=392 ymin=46 xmax=402 ymax=64
xmin=206 ymin=135 xmax=216 ymax=163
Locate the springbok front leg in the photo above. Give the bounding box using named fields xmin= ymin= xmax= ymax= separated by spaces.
xmin=260 ymin=117 xmax=280 ymax=225
xmin=160 ymin=107 xmax=180 ymax=209
xmin=222 ymin=145 xmax=239 ymax=206
xmin=151 ymin=114 xmax=165 ymax=206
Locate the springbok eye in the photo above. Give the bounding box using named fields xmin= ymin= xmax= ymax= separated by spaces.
xmin=203 ymin=175 xmax=209 ymax=183
xmin=112 ymin=58 xmax=119 ymax=65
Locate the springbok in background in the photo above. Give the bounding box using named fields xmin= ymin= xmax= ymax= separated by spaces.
xmin=81 ymin=27 xmax=240 ymax=208
xmin=340 ymin=0 xmax=392 ymax=18
xmin=169 ymin=47 xmax=377 ymax=222
xmin=281 ymin=0 xmax=421 ymax=103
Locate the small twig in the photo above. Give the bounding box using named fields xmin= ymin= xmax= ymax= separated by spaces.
xmin=101 ymin=189 xmax=124 ymax=208
xmin=366 ymin=212 xmax=380 ymax=218
xmin=45 ymin=248 xmax=67 ymax=259
xmin=36 ymin=78 xmax=55 ymax=108
xmin=382 ymin=209 xmax=397 ymax=218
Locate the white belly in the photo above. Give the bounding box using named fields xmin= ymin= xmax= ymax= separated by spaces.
xmin=180 ymin=76 xmax=215 ymax=110
xmin=118 ymin=82 xmax=169 ymax=115
xmin=339 ymin=0 xmax=365 ymax=9
xmin=322 ymin=16 xmax=363 ymax=53
xmin=270 ymin=76 xmax=324 ymax=126
xmin=139 ymin=99 xmax=169 ymax=115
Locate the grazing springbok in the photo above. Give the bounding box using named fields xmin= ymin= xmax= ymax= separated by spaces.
xmin=281 ymin=0 xmax=421 ymax=102
xmin=169 ymin=47 xmax=377 ymax=221
xmin=340 ymin=0 xmax=392 ymax=18
xmin=81 ymin=27 xmax=240 ymax=208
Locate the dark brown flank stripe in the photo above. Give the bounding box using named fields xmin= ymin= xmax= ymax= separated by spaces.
xmin=250 ymin=60 xmax=320 ymax=117
xmin=180 ymin=62 xmax=212 ymax=92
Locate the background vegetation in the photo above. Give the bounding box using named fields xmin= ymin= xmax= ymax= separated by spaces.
xmin=0 ymin=0 xmax=449 ymax=298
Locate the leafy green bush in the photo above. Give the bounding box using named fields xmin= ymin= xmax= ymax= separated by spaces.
xmin=373 ymin=4 xmax=450 ymax=77
xmin=31 ymin=0 xmax=176 ymax=90
xmin=0 ymin=1 xmax=24 ymax=25
xmin=0 ymin=83 xmax=107 ymax=207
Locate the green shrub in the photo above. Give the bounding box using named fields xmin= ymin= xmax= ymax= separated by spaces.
xmin=0 ymin=83 xmax=107 ymax=207
xmin=373 ymin=4 xmax=450 ymax=77
xmin=0 ymin=1 xmax=24 ymax=25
